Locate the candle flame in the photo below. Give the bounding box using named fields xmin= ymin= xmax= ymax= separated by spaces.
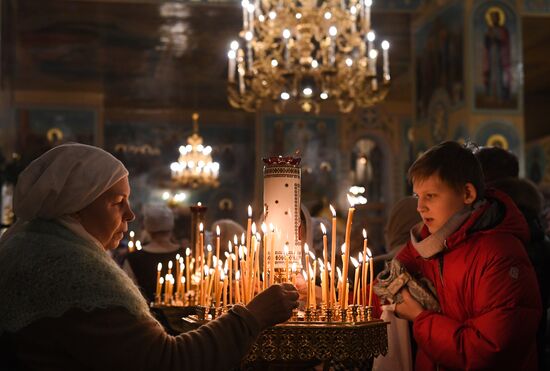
xmin=136 ymin=241 xmax=142 ymax=250
xmin=225 ymin=251 xmax=230 ymax=258
xmin=176 ymin=253 xmax=180 ymax=260
xmin=168 ymin=260 xmax=173 ymax=269
xmin=129 ymin=231 xmax=135 ymax=238
xmin=236 ymin=270 xmax=240 ymax=280
xmin=181 ymin=276 xmax=185 ymax=283
xmin=304 ymin=243 xmax=309 ymax=254
xmin=269 ymin=223 xmax=275 ymax=232
xmin=347 ymin=194 xmax=356 ymax=207
xmin=367 ymin=247 xmax=372 ymax=258
xmin=186 ymin=248 xmax=191 ymax=256
xmin=241 ymin=233 xmax=245 ymax=245
xmin=351 ymin=256 xmax=359 ymax=268
xmin=327 ymin=262 xmax=332 ymax=271
xmin=308 ymin=251 xmax=315 ymax=260
xmin=231 ymin=253 xmax=237 ymax=261
xmin=309 ymin=266 xmax=314 ymax=277
xmin=220 ymin=271 xmax=225 ymax=280
xmin=197 ymin=202 xmax=202 ymax=206
xmin=180 ymin=262 xmax=184 ymax=270
xmin=159 ymin=277 xmax=164 ymax=284
xmin=207 ymin=244 xmax=212 ymax=252
xmin=251 ymin=222 xmax=257 ymax=234
xmin=341 ymin=243 xmax=346 ymax=255
xmin=318 ymin=258 xmax=324 ymax=269
xmin=261 ymin=222 xmax=267 ymax=234
xmin=248 ymin=205 xmax=252 ymax=217
xmin=216 ymin=225 xmax=220 ymax=236
xmin=213 ymin=256 xmax=217 ymax=266
xmin=228 ymin=241 xmax=233 ymax=253
xmin=179 ymin=257 xmax=184 ymax=264
xmin=302 ymin=270 xmax=308 ymax=280
xmin=362 ymin=228 xmax=367 ymax=239
xmin=292 ymin=262 xmax=297 ymax=272
xmin=330 ymin=204 xmax=336 ymax=217
xmin=199 ymin=223 xmax=204 ymax=232
xmin=256 ymin=232 xmax=261 ymax=241
xmin=233 ymin=235 xmax=238 ymax=245
xmin=320 ymin=223 xmax=327 ymax=234
xmin=358 ymin=252 xmax=363 ymax=263
xmin=337 ymin=266 xmax=342 ymax=280
xmin=157 ymin=262 xmax=162 ymax=271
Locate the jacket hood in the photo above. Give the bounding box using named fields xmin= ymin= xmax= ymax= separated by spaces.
xmin=445 ymin=188 xmax=530 ymax=249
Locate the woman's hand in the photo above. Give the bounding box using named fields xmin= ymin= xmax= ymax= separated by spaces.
xmin=395 ymin=288 xmax=424 ymax=321
xmin=246 ymin=283 xmax=299 ymax=329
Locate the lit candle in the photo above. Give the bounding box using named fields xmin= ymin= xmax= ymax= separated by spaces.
xmin=284 ymin=243 xmax=290 ymax=282
xmin=206 ymin=244 xmax=212 ymax=268
xmin=369 ymin=49 xmax=378 ymax=90
xmin=311 ymin=255 xmax=317 ymax=308
xmin=320 ymin=223 xmax=329 ymax=307
xmin=336 ymin=266 xmax=342 ymax=304
xmin=155 ymin=262 xmax=162 ymax=302
xmin=328 ymin=26 xmax=337 ymax=65
xmin=245 ymin=31 xmax=254 ymax=72
xmin=235 ymin=270 xmax=241 ymax=303
xmin=340 ymin=196 xmax=356 ymax=308
xmin=282 ymin=28 xmax=291 ymax=66
xmin=291 ymin=262 xmax=297 ymax=285
xmin=246 ymin=205 xmax=252 ymax=252
xmin=381 ymin=40 xmax=390 ymax=81
xmin=361 ymin=229 xmax=368 ymax=305
xmin=247 ymin=3 xmax=255 ymax=32
xmin=227 ymin=49 xmax=236 ymax=83
xmin=367 ymin=247 xmax=374 ymax=307
xmin=364 ymin=0 xmax=372 ymax=31
xmin=304 ymin=244 xmax=310 ymax=308
xmin=231 ymin=254 xmax=237 ymax=303
xmin=237 ymin=49 xmax=246 ymax=94
xmin=269 ymin=224 xmax=275 ymax=285
xmin=330 ymin=204 xmax=337 ymax=308
xmin=158 ymin=277 xmax=164 ymax=304
xmin=367 ymin=31 xmax=375 ymax=57
xmin=215 ymin=225 xmax=221 ymax=264
xmin=261 ymin=223 xmax=268 ymax=290
xmin=185 ymin=248 xmax=191 ymax=292
xmin=167 ymin=260 xmax=173 ymax=277
xmin=351 ymin=256 xmax=360 ymax=305
xmin=241 ymin=0 xmax=249 ymax=30
xmin=164 ymin=274 xmax=170 ymax=305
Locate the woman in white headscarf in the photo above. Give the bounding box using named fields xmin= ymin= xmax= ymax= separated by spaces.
xmin=0 ymin=143 xmax=299 ymax=371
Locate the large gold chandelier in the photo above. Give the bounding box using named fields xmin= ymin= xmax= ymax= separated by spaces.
xmin=170 ymin=113 xmax=220 ymax=188
xmin=227 ymin=0 xmax=391 ymax=114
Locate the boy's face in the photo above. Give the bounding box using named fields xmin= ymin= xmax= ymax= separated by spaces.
xmin=413 ymin=174 xmax=475 ymax=234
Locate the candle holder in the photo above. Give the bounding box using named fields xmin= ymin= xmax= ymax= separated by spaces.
xmin=304 ymin=307 xmax=313 ymax=322
xmin=291 ymin=308 xmax=299 ymax=322
xmin=364 ymin=306 xmax=373 ymax=322
xmin=324 ymin=307 xmax=334 ymax=322
xmin=350 ymin=305 xmax=359 ymax=323
xmin=340 ymin=308 xmax=348 ymax=323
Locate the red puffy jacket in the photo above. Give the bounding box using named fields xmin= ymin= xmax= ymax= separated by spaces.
xmin=396 ymin=190 xmax=542 ymax=371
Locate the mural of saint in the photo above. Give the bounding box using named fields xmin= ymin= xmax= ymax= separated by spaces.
xmin=474 ymin=3 xmax=519 ymax=110
xmin=483 ymin=7 xmax=511 ymax=104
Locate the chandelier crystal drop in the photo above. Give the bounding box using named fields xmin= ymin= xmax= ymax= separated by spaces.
xmin=227 ymin=0 xmax=391 ymax=114
xmin=170 ymin=113 xmax=220 ymax=188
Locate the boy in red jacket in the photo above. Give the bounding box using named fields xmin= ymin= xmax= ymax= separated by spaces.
xmin=394 ymin=141 xmax=541 ymax=371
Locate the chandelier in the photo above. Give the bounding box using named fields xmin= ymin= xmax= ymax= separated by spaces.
xmin=170 ymin=113 xmax=220 ymax=188
xmin=226 ymin=0 xmax=391 ymax=114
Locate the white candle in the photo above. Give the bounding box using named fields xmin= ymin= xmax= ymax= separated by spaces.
xmin=241 ymin=0 xmax=249 ymax=30
xmin=227 ymin=50 xmax=236 ymax=82
xmin=381 ymin=40 xmax=390 ymax=81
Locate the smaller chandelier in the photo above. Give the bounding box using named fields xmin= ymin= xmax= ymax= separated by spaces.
xmin=227 ymin=0 xmax=391 ymax=114
xmin=170 ymin=113 xmax=220 ymax=188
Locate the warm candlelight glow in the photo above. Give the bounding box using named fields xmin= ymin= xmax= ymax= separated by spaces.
xmin=346 ymin=194 xmax=356 ymax=207
xmin=330 ymin=204 xmax=336 ymax=217
xmin=199 ymin=223 xmax=204 ymax=232
xmin=157 ymin=263 xmax=162 ymax=271
xmin=216 ymin=225 xmax=220 ymax=236
xmin=186 ymin=248 xmax=191 ymax=256
xmin=207 ymin=245 xmax=212 ymax=252
xmin=248 ymin=205 xmax=252 ymax=217
xmin=251 ymin=222 xmax=257 ymax=235
xmin=168 ymin=260 xmax=173 ymax=270
xmin=320 ymin=223 xmax=327 ymax=235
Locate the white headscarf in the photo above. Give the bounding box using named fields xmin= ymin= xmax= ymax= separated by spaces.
xmin=1 ymin=143 xmax=128 ymax=244
xmin=143 ymin=204 xmax=174 ymax=233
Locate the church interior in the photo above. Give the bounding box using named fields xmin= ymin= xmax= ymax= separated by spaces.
xmin=0 ymin=0 xmax=549 ymax=369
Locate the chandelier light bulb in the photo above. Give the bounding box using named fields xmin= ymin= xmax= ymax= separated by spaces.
xmin=247 ymin=3 xmax=255 ymax=13
xmin=324 ymin=12 xmax=332 ymax=20
xmin=179 ymin=145 xmax=187 ymax=155
xmin=282 ymin=29 xmax=291 ymax=39
xmin=227 ymin=50 xmax=236 ymax=60
xmin=367 ymin=31 xmax=375 ymax=42
xmin=281 ymin=91 xmax=290 ymax=100
xmin=303 ymin=87 xmax=313 ymax=96
xmin=271 ymin=59 xmax=278 ymax=67
xmin=311 ymin=59 xmax=319 ymax=68
xmin=350 ymin=6 xmax=357 ymax=15
xmin=369 ymin=49 xmax=378 ymax=59
xmin=241 ymin=0 xmax=249 ymax=8
xmin=259 ymin=14 xmax=265 ymax=22
xmin=329 ymin=26 xmax=337 ymax=37
xmin=245 ymin=31 xmax=253 ymax=41
xmin=345 ymin=58 xmax=353 ymax=67
xmin=320 ymin=92 xmax=329 ymax=100
xmin=381 ymin=40 xmax=390 ymax=50
xmin=295 ymin=12 xmax=302 ymax=19
xmin=230 ymin=40 xmax=239 ymax=50
xmin=365 ymin=0 xmax=373 ymax=6
xmin=268 ymin=11 xmax=277 ymax=20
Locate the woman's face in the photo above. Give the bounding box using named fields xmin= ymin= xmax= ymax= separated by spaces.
xmin=76 ymin=177 xmax=135 ymax=250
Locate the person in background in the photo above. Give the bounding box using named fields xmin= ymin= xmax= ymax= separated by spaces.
xmin=211 ymin=218 xmax=245 ymax=256
xmin=394 ymin=141 xmax=541 ymax=370
xmin=475 ymin=146 xmax=550 ymax=371
xmin=123 ymin=204 xmax=183 ymax=303
xmin=0 ymin=143 xmax=299 ymax=371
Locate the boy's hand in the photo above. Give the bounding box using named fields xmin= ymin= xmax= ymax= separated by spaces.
xmin=395 ymin=288 xmax=424 ymax=321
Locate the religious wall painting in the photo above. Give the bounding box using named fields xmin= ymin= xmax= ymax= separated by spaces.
xmin=472 ymin=1 xmax=520 ymax=111
xmin=473 ymin=121 xmax=520 ymax=156
xmin=523 ymin=0 xmax=550 ymax=13
xmin=427 ymin=88 xmax=451 ymax=143
xmin=376 ymin=0 xmax=422 ymax=11
xmin=261 ymin=114 xmax=339 ymax=211
xmin=15 ymin=107 xmax=97 ymax=166
xmin=105 ymin=120 xmax=255 ymax=224
xmin=526 ymin=136 xmax=550 ymax=188
xmin=414 ymin=2 xmax=464 ymax=121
